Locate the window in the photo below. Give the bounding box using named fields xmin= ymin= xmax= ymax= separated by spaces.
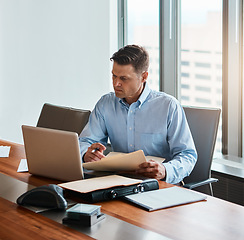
xmin=180 ymin=1 xmax=222 ymax=109
xmin=119 ymin=0 xmax=243 ymax=157
xmin=182 ymin=84 xmax=189 ymax=89
xmin=195 ymin=62 xmax=211 ymax=68
xmin=195 ymin=74 xmax=211 ymax=80
xmin=124 ymin=0 xmax=160 ymax=90
xmin=195 ymin=86 xmax=211 ymax=92
xmin=180 ymin=0 xmax=222 ymax=152
xmin=181 ymin=61 xmax=190 ymax=66
xmin=182 ymin=72 xmax=190 ymax=78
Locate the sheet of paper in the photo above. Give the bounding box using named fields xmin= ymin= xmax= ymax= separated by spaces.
xmin=145 ymin=156 xmax=165 ymax=163
xmin=106 ymin=152 xmax=165 ymax=163
xmin=83 ymin=150 xmax=147 ymax=171
xmin=17 ymin=159 xmax=29 ymax=172
xmin=0 ymin=146 xmax=11 ymax=157
xmin=124 ymin=186 xmax=207 ymax=211
xmin=59 ymin=175 xmax=143 ymax=193
xmin=105 ymin=152 xmax=124 ymax=157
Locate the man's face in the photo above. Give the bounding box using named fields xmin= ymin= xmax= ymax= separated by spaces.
xmin=112 ymin=62 xmax=147 ymax=105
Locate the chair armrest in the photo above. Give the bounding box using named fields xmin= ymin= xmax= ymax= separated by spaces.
xmin=183 ymin=178 xmax=218 ymax=190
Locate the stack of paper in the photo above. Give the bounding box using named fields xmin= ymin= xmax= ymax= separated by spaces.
xmin=83 ymin=150 xmax=165 ymax=172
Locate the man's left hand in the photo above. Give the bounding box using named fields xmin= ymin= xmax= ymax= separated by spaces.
xmin=136 ymin=160 xmax=166 ymax=180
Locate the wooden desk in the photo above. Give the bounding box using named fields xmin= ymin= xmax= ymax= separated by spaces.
xmin=0 ymin=197 xmax=93 ymax=240
xmin=1 ymin=140 xmax=244 ymax=240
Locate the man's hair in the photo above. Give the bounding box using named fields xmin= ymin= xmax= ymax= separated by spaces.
xmin=110 ymin=45 xmax=149 ymax=74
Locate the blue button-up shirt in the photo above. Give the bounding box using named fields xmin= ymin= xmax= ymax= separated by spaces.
xmin=79 ymin=83 xmax=197 ymax=184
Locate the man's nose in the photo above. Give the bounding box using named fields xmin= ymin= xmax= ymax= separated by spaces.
xmin=113 ymin=79 xmax=122 ymax=87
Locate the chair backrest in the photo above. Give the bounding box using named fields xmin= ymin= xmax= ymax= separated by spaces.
xmin=183 ymin=106 xmax=221 ymax=184
xmin=37 ymin=103 xmax=91 ymax=135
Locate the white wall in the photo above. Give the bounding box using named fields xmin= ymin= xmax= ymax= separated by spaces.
xmin=0 ymin=0 xmax=117 ymax=143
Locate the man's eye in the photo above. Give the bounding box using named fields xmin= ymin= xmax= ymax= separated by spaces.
xmin=120 ymin=77 xmax=127 ymax=81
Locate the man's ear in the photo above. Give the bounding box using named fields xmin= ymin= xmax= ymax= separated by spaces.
xmin=142 ymin=71 xmax=148 ymax=82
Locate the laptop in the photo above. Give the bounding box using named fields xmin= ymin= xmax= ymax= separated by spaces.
xmin=22 ymin=125 xmax=84 ymax=181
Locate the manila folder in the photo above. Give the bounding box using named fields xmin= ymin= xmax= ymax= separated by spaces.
xmin=83 ymin=150 xmax=146 ymax=171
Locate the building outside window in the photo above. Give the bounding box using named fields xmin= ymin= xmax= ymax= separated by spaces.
xmin=126 ymin=0 xmax=160 ymax=91
xmin=180 ymin=0 xmax=222 ymax=152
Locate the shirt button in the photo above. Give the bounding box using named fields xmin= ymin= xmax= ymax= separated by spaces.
xmin=129 ymin=127 xmax=132 ymax=130
xmin=130 ymin=144 xmax=133 ymax=147
xmin=130 ymin=110 xmax=133 ymax=113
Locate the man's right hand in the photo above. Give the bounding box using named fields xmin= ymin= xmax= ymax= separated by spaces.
xmin=83 ymin=143 xmax=106 ymax=163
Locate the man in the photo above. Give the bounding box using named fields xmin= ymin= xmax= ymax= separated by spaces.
xmin=79 ymin=45 xmax=197 ymax=184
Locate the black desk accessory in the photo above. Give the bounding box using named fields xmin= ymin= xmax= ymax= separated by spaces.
xmin=79 ymin=178 xmax=159 ymax=203
xmin=16 ymin=184 xmax=67 ymax=209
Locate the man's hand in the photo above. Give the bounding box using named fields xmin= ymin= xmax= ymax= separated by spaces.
xmin=136 ymin=160 xmax=166 ymax=180
xmin=83 ymin=143 xmax=106 ymax=163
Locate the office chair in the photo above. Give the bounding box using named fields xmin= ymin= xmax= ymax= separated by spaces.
xmin=37 ymin=103 xmax=91 ymax=135
xmin=182 ymin=106 xmax=221 ymax=196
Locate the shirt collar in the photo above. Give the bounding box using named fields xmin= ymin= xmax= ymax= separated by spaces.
xmin=118 ymin=82 xmax=151 ymax=108
xmin=137 ymin=82 xmax=151 ymax=107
